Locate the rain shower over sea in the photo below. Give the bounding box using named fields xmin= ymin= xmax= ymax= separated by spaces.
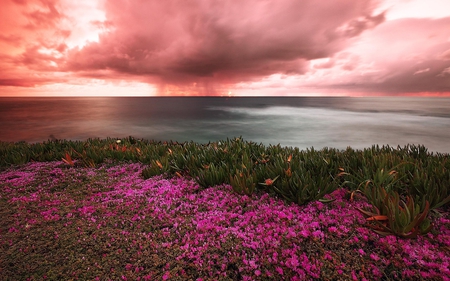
xmin=1 ymin=97 xmax=449 ymax=154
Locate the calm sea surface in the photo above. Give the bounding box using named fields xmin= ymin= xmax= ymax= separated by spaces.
xmin=1 ymin=97 xmax=449 ymax=153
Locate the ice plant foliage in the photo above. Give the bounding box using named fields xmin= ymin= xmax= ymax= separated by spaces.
xmin=357 ymin=187 xmax=433 ymax=238
xmin=1 ymin=161 xmax=449 ymax=280
xmin=2 ymin=138 xmax=449 ymax=210
xmin=340 ymin=151 xmax=449 ymax=238
xmin=142 ymin=138 xmax=341 ymax=206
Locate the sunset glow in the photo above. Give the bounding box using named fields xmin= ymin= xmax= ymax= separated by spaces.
xmin=1 ymin=0 xmax=449 ymax=97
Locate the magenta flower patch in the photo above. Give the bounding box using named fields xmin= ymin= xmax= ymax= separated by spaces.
xmin=0 ymin=161 xmax=449 ymax=280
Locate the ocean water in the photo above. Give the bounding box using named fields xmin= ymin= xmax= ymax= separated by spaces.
xmin=1 ymin=97 xmax=449 ymax=153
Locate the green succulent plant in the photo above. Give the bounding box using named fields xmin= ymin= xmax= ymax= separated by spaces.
xmin=357 ymin=189 xmax=433 ymax=238
xmin=230 ymin=169 xmax=257 ymax=196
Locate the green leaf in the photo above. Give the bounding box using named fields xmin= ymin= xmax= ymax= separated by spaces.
xmin=318 ymin=198 xmax=336 ymax=203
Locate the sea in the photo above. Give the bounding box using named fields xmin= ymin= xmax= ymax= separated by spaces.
xmin=1 ymin=97 xmax=449 ymax=154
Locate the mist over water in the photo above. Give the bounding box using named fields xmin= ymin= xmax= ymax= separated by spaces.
xmin=1 ymin=97 xmax=449 ymax=153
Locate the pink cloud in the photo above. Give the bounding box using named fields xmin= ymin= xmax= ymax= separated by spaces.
xmin=297 ymin=17 xmax=450 ymax=95
xmin=1 ymin=0 xmax=449 ymax=96
xmin=23 ymin=0 xmax=64 ymax=30
xmin=63 ymin=0 xmax=385 ymax=94
xmin=440 ymin=49 xmax=450 ymax=60
xmin=313 ymin=59 xmax=335 ymax=69
xmin=438 ymin=67 xmax=450 ymax=77
xmin=0 ymin=0 xmax=72 ymax=88
xmin=0 ymin=34 xmax=23 ymax=47
xmin=413 ymin=68 xmax=430 ymax=75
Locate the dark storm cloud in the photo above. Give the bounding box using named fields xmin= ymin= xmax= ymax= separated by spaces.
xmin=64 ymin=0 xmax=384 ymax=92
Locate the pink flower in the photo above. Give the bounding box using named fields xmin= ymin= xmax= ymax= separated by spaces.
xmin=143 ymin=274 xmax=153 ymax=281
xmin=328 ymin=226 xmax=337 ymax=233
xmin=312 ymin=230 xmax=323 ymax=239
xmin=324 ymin=251 xmax=333 ymax=261
xmin=370 ymin=253 xmax=380 ymax=261
xmin=300 ymin=229 xmax=310 ymax=238
xmin=402 ymin=269 xmax=415 ymax=278
xmin=162 ymin=271 xmax=170 ymax=280
xmin=310 ymin=222 xmax=320 ymax=229
xmin=276 ymin=267 xmax=284 ymax=275
xmin=287 ymin=256 xmax=300 ymax=268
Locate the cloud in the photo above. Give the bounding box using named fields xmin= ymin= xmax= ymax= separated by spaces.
xmin=63 ymin=0 xmax=385 ymax=94
xmin=337 ymin=12 xmax=385 ymax=37
xmin=2 ymin=0 xmax=449 ymax=96
xmin=413 ymin=68 xmax=430 ymax=75
xmin=305 ymin=17 xmax=450 ymax=94
xmin=312 ymin=58 xmax=336 ymax=69
xmin=439 ymin=67 xmax=450 ymax=77
xmin=440 ymin=49 xmax=450 ymax=60
xmin=0 ymin=0 xmax=81 ymax=88
xmin=0 ymin=34 xmax=23 ymax=47
xmin=0 ymin=78 xmax=50 ymax=87
xmin=23 ymin=0 xmax=64 ymax=30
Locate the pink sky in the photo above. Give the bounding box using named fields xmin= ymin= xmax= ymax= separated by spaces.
xmin=1 ymin=0 xmax=450 ymax=97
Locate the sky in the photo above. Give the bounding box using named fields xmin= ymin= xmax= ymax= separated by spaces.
xmin=1 ymin=0 xmax=450 ymax=97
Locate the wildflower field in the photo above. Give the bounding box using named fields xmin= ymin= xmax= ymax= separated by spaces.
xmin=0 ymin=138 xmax=449 ymax=280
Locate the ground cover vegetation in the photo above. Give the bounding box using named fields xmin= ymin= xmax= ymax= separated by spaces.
xmin=0 ymin=137 xmax=449 ymax=280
